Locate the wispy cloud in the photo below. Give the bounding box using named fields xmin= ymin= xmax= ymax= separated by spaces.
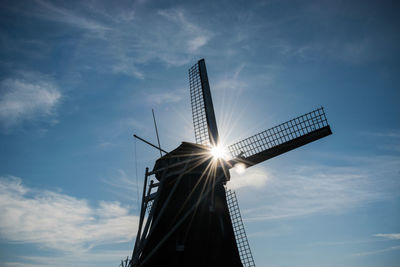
xmin=0 ymin=176 xmax=138 ymax=252
xmin=146 ymin=88 xmax=185 ymax=105
xmin=82 ymin=6 xmax=212 ymax=77
xmin=360 ymin=130 xmax=400 ymax=152
xmin=158 ymin=8 xmax=212 ymax=54
xmin=102 ymin=169 xmax=141 ymax=206
xmin=106 ymin=7 xmax=213 ymax=70
xmin=227 ymin=166 xmax=269 ymax=190
xmin=111 ymin=59 xmax=145 ymax=79
xmin=213 ymin=76 xmax=247 ymax=93
xmin=4 ymin=249 xmax=132 ymax=267
xmin=32 ymin=0 xmax=109 ymax=33
xmin=275 ymin=32 xmax=390 ymax=65
xmin=363 ymin=130 xmax=400 ymax=139
xmin=350 ymin=233 xmax=400 ymax=257
xmin=235 ymin=154 xmax=400 ymax=221
xmin=213 ymin=63 xmax=247 ymax=92
xmin=374 ymin=233 xmax=400 ymax=240
xmin=0 ymin=1 xmax=208 ymax=83
xmin=0 ymin=72 xmax=61 ymax=131
xmin=4 ymin=2 xmax=214 ymax=80
xmin=353 ymin=246 xmax=400 ymax=257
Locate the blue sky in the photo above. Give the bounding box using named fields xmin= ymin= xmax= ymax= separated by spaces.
xmin=0 ymin=0 xmax=399 ymax=266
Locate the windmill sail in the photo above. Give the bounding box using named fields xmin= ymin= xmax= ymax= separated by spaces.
xmin=189 ymin=59 xmax=254 ymax=266
xmin=226 ymin=188 xmax=256 ymax=267
xmin=189 ymin=59 xmax=219 ymax=146
xmin=228 ymin=107 xmax=332 ymax=166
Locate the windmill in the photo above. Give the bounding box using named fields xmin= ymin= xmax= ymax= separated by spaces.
xmin=129 ymin=59 xmax=332 ymax=267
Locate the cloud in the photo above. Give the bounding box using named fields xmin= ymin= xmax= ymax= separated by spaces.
xmin=102 ymin=169 xmax=141 ymax=206
xmin=0 ymin=72 xmax=61 ymax=130
xmin=236 ymin=155 xmax=400 ymax=221
xmin=213 ymin=78 xmax=247 ymax=93
xmin=103 ymin=7 xmax=213 ymax=71
xmin=274 ymin=36 xmax=384 ymax=65
xmin=227 ymin=166 xmax=269 ymax=190
xmin=76 ymin=6 xmax=213 ymax=77
xmin=374 ymin=233 xmax=400 ymax=240
xmin=111 ymin=59 xmax=145 ymax=79
xmin=351 ymin=233 xmax=400 ymax=257
xmin=353 ymin=246 xmax=400 ymax=257
xmin=158 ymin=8 xmax=212 ymax=54
xmin=4 ymin=250 xmax=132 ymax=267
xmin=32 ymin=0 xmax=109 ymax=33
xmin=361 ymin=130 xmax=400 ymax=152
xmin=212 ymin=63 xmax=247 ymax=91
xmin=102 ymin=7 xmax=213 ymax=71
xmin=146 ymin=88 xmax=185 ymax=105
xmin=368 ymin=131 xmax=400 ymax=138
xmin=187 ymin=36 xmax=208 ymax=52
xmin=5 ymin=2 xmax=214 ymax=80
xmin=0 ymin=176 xmax=139 ymax=252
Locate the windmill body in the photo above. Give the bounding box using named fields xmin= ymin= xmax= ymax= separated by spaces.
xmin=137 ymin=142 xmax=242 ymax=266
xmin=130 ymin=59 xmax=332 ymax=267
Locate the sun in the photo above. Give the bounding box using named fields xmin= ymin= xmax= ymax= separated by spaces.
xmin=210 ymin=145 xmax=228 ymax=160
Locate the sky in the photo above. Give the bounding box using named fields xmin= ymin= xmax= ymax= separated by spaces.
xmin=0 ymin=0 xmax=399 ymax=266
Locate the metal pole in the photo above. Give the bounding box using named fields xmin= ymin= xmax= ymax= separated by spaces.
xmin=133 ymin=134 xmax=168 ymax=154
xmin=152 ymin=109 xmax=162 ymax=157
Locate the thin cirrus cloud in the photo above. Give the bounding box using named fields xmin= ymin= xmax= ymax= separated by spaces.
xmin=146 ymin=88 xmax=186 ymax=105
xmin=26 ymin=1 xmax=212 ymax=73
xmin=52 ymin=2 xmax=213 ymax=71
xmin=0 ymin=176 xmax=139 ymax=252
xmin=5 ymin=250 xmax=133 ymax=267
xmin=353 ymin=246 xmax=400 ymax=257
xmin=106 ymin=8 xmax=212 ymax=71
xmin=157 ymin=8 xmax=212 ymax=55
xmin=234 ymin=154 xmax=400 ymax=222
xmin=32 ymin=0 xmax=109 ymax=32
xmin=102 ymin=169 xmax=141 ymax=205
xmin=227 ymin=166 xmax=269 ymax=190
xmin=109 ymin=8 xmax=212 ymax=70
xmin=374 ymin=233 xmax=400 ymax=240
xmin=352 ymin=233 xmax=400 ymax=257
xmin=6 ymin=1 xmax=213 ymax=80
xmin=0 ymin=72 xmax=62 ymax=130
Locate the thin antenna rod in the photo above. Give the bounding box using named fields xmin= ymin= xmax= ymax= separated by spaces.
xmin=152 ymin=109 xmax=162 ymax=157
xmin=133 ymin=134 xmax=168 ymax=154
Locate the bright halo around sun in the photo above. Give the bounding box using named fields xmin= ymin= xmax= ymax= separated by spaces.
xmin=210 ymin=145 xmax=228 ymax=160
xmin=234 ymin=163 xmax=246 ymax=174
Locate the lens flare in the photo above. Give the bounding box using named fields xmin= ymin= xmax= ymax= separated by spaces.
xmin=210 ymin=145 xmax=227 ymax=160
xmin=234 ymin=163 xmax=246 ymax=174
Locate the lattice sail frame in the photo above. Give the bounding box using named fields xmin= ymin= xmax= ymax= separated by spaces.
xmin=189 ymin=62 xmax=210 ymax=146
xmin=226 ymin=188 xmax=256 ymax=267
xmin=189 ymin=59 xmax=257 ymax=266
xmin=229 ymin=107 xmax=329 ymax=160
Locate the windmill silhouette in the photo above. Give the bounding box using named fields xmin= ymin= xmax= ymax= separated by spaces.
xmin=129 ymin=59 xmax=332 ymax=267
